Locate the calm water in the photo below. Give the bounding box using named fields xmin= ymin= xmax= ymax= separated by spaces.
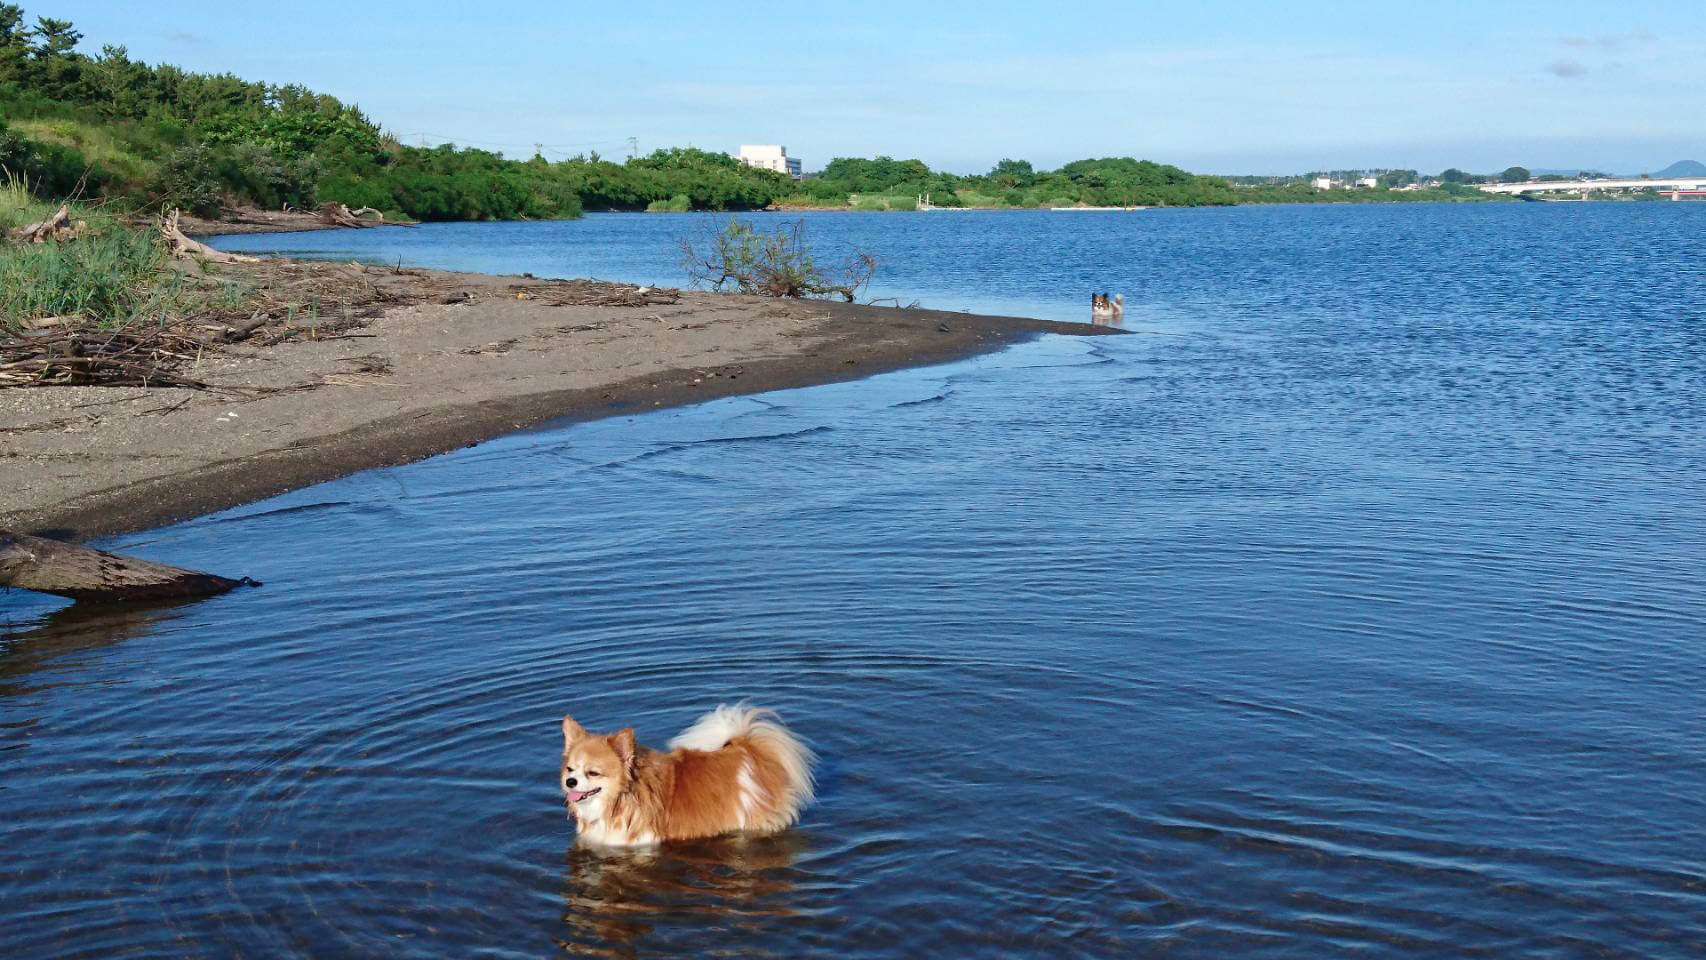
xmin=5 ymin=204 xmax=1706 ymax=957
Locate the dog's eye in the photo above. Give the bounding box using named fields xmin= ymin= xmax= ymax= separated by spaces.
xmin=586 ymin=770 xmax=601 ymax=778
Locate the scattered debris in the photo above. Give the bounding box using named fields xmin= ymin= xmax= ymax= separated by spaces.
xmin=507 ymin=279 xmax=682 ymax=307
xmin=7 ymin=204 xmax=87 ymax=244
xmin=0 ymin=329 xmax=221 ymax=390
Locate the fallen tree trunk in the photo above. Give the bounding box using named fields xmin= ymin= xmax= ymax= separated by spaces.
xmin=319 ymin=203 xmax=384 ymax=228
xmin=161 ymin=209 xmax=258 ymax=264
xmin=0 ymin=529 xmax=260 ymax=602
xmin=8 ymin=204 xmax=86 ymax=244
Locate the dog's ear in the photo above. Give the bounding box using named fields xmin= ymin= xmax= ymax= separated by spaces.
xmin=562 ymin=715 xmax=586 ymax=744
xmin=611 ymin=727 xmax=636 ymax=768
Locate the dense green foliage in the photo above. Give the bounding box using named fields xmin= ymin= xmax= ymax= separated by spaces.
xmin=2 ymin=4 xmax=1528 ymax=223
xmin=0 ymin=5 xmax=796 ymax=219
xmin=1228 ymin=182 xmax=1499 ymax=204
xmin=790 ymin=155 xmax=1237 ymax=208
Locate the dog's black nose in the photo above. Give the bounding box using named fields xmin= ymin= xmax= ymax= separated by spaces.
xmin=564 ymin=777 xmax=577 ymax=788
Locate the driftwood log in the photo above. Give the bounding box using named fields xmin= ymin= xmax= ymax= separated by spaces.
xmin=0 ymin=529 xmax=260 ymax=602
xmin=8 ymin=204 xmax=86 ymax=244
xmin=161 ymin=209 xmax=258 ymax=264
xmin=319 ymin=203 xmax=384 ymax=228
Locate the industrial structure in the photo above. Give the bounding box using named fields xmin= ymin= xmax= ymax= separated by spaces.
xmin=737 ymin=145 xmax=803 ymax=179
xmin=1476 ymin=176 xmax=1706 ymax=197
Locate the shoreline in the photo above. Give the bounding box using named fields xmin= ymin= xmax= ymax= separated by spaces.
xmin=1 ymin=265 xmax=1117 ymax=543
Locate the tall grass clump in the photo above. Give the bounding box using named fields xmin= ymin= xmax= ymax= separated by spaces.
xmin=645 ymin=194 xmax=691 ymax=213
xmin=1 ymin=179 xmax=192 ymax=334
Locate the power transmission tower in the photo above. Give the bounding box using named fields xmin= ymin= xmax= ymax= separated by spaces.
xmin=628 ymin=136 xmax=638 ymax=159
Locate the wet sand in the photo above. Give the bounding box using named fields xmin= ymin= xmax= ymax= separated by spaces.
xmin=1 ymin=265 xmax=1117 ymax=540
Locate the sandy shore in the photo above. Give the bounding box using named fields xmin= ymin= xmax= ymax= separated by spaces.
xmin=1 ymin=263 xmax=1116 ymax=541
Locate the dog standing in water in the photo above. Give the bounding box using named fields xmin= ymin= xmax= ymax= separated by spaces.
xmin=560 ymin=704 xmax=815 ymax=847
xmin=1091 ymin=292 xmax=1125 ymax=325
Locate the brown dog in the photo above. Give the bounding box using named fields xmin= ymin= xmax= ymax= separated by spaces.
xmin=560 ymin=705 xmax=815 ymax=847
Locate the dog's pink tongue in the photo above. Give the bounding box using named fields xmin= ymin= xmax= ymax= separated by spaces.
xmin=566 ymin=789 xmax=590 ymax=803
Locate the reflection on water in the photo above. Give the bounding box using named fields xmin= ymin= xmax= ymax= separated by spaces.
xmin=559 ymin=835 xmax=809 ymax=957
xmin=0 ymin=600 xmax=197 ymax=697
xmin=6 ymin=204 xmax=1706 ymax=957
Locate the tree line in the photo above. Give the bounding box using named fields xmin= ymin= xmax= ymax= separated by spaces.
xmin=0 ymin=5 xmax=800 ymax=219
xmin=4 ymin=5 xmax=1445 ymax=219
xmin=793 ymin=156 xmax=1238 ymax=208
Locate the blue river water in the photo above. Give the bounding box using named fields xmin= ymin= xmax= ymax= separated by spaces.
xmin=3 ymin=204 xmax=1704 ymax=957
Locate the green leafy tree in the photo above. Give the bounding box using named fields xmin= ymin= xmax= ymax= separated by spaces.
xmin=0 ymin=3 xmax=30 ymax=82
xmin=89 ymin=44 xmax=145 ymax=118
xmin=989 ymin=158 xmax=1034 ymax=188
xmin=1500 ymin=166 xmax=1531 ymax=183
xmin=29 ymin=15 xmax=81 ymax=96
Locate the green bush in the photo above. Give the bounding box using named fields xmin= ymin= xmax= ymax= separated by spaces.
xmin=315 ymin=172 xmax=395 ymax=212
xmin=221 ymin=142 xmax=318 ymax=210
xmin=155 ymin=143 xmax=223 ymax=216
xmin=680 ymin=218 xmax=876 ymax=300
xmin=0 ymin=119 xmax=31 ymax=174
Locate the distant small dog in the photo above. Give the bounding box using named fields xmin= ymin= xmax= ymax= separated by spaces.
xmin=560 ymin=704 xmax=815 ymax=847
xmin=1091 ymin=292 xmax=1125 ymax=324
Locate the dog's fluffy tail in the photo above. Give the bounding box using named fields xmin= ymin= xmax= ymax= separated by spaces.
xmin=670 ymin=703 xmax=816 ymax=832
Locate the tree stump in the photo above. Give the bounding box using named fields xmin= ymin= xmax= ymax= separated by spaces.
xmin=0 ymin=529 xmax=260 ymax=603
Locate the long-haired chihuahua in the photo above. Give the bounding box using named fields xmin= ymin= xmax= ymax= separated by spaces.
xmin=560 ymin=704 xmax=815 ymax=847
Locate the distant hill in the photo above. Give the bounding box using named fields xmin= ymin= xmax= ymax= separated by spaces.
xmin=1652 ymin=160 xmax=1706 ymax=177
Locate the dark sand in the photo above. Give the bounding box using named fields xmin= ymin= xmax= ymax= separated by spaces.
xmin=1 ymin=262 xmax=1117 ymax=541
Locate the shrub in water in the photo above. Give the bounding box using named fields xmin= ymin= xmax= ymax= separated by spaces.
xmin=680 ymin=218 xmax=876 ymax=301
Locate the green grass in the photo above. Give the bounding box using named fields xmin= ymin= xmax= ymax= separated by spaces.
xmin=645 ymin=194 xmax=692 ymax=212
xmin=8 ymin=117 xmax=158 ymax=189
xmin=850 ymin=194 xmax=917 ymax=211
xmin=1 ymin=178 xmax=232 ymax=335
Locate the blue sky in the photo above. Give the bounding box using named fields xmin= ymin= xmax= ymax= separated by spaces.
xmin=32 ymin=1 xmax=1706 ymax=174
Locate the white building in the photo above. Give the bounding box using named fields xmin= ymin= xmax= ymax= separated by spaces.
xmin=1356 ymin=176 xmax=1379 ymax=188
xmin=738 ymin=145 xmax=803 ymax=179
xmin=1312 ymin=176 xmax=1335 ymax=190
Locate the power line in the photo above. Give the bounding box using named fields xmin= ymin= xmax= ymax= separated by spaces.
xmin=389 ymin=131 xmax=639 ymax=155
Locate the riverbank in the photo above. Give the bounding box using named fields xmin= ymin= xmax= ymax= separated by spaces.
xmin=175 ymin=207 xmax=346 ymax=235
xmin=0 ymin=265 xmax=1116 ymax=541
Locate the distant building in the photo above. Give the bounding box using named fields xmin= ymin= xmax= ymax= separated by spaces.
xmin=738 ymin=145 xmax=803 ymax=179
xmin=1356 ymin=176 xmax=1379 ymax=189
xmin=1312 ymin=176 xmax=1335 ymax=190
